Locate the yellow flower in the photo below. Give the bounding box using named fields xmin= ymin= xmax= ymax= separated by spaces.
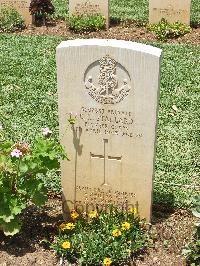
xmin=70 ymin=210 xmax=79 ymax=219
xmin=112 ymin=229 xmax=122 ymax=237
xmin=65 ymin=222 xmax=75 ymax=230
xmin=121 ymin=222 xmax=131 ymax=231
xmin=61 ymin=241 xmax=71 ymax=249
xmin=128 ymin=207 xmax=138 ymax=215
xmin=103 ymin=257 xmax=112 ymax=266
xmin=88 ymin=210 xmax=98 ymax=219
xmin=59 ymin=222 xmax=75 ymax=231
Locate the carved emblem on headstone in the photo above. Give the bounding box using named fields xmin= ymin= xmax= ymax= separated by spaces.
xmin=84 ymin=55 xmax=131 ymax=104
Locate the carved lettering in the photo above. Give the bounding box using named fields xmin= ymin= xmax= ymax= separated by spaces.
xmin=76 ymin=185 xmax=136 ymax=210
xmin=79 ymin=107 xmax=137 ymax=138
xmin=0 ymin=0 xmax=29 ymax=8
xmin=153 ymin=7 xmax=187 ymax=17
xmin=73 ymin=1 xmax=100 ymax=16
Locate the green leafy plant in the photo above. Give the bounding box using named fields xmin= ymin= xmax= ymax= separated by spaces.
xmin=182 ymin=195 xmax=200 ymax=265
xmin=147 ymin=18 xmax=191 ymax=41
xmin=51 ymin=208 xmax=148 ymax=265
xmin=192 ymin=195 xmax=200 ymax=219
xmin=0 ymin=128 xmax=67 ymax=236
xmin=68 ymin=14 xmax=106 ymax=32
xmin=0 ymin=7 xmax=25 ymax=32
xmin=29 ymin=0 xmax=55 ymax=25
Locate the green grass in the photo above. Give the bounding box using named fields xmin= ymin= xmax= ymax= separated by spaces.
xmin=155 ymin=43 xmax=200 ymax=206
xmin=0 ymin=34 xmax=199 ymax=207
xmin=52 ymin=0 xmax=68 ymax=19
xmin=52 ymin=0 xmax=200 ymax=24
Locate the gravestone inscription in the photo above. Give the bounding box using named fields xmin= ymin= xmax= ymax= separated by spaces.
xmin=149 ymin=0 xmax=191 ymax=25
xmin=56 ymin=39 xmax=162 ymax=221
xmin=0 ymin=0 xmax=32 ymax=25
xmin=69 ymin=0 xmax=109 ymax=28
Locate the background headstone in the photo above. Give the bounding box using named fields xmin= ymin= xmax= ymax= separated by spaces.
xmin=56 ymin=39 xmax=162 ymax=221
xmin=69 ymin=0 xmax=109 ymax=28
xmin=0 ymin=0 xmax=32 ymax=25
xmin=149 ymin=0 xmax=191 ymax=25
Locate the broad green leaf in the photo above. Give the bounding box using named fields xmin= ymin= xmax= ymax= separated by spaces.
xmin=19 ymin=161 xmax=29 ymax=174
xmin=0 ymin=141 xmax=13 ymax=153
xmin=3 ymin=217 xmax=21 ymax=236
xmin=9 ymin=197 xmax=26 ymax=215
xmin=0 ymin=214 xmax=14 ymax=223
xmin=29 ymin=161 xmax=38 ymax=170
xmin=31 ymin=181 xmax=48 ymax=206
xmin=0 ymin=194 xmax=13 ymax=221
xmin=32 ymin=188 xmax=48 ymax=206
xmin=192 ymin=210 xmax=200 ymax=218
xmin=25 ymin=179 xmax=48 ymax=207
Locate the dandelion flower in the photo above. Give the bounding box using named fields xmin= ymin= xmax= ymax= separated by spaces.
xmin=70 ymin=210 xmax=79 ymax=219
xmin=121 ymin=222 xmax=131 ymax=231
xmin=88 ymin=210 xmax=98 ymax=219
xmin=59 ymin=222 xmax=75 ymax=230
xmin=112 ymin=229 xmax=121 ymax=237
xmin=128 ymin=207 xmax=138 ymax=215
xmin=103 ymin=258 xmax=112 ymax=266
xmin=61 ymin=241 xmax=71 ymax=249
xmin=65 ymin=222 xmax=75 ymax=230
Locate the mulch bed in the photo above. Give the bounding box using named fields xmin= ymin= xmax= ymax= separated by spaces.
xmin=0 ymin=195 xmax=196 ymax=266
xmin=15 ymin=20 xmax=200 ymax=45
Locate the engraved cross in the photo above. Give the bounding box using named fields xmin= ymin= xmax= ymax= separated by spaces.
xmin=90 ymin=139 xmax=122 ymax=186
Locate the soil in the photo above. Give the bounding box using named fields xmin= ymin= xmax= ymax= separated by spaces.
xmin=0 ymin=195 xmax=197 ymax=266
xmin=15 ymin=20 xmax=200 ymax=45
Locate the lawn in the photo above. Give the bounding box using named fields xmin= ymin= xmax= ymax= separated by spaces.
xmin=52 ymin=0 xmax=200 ymax=24
xmin=0 ymin=34 xmax=199 ymax=207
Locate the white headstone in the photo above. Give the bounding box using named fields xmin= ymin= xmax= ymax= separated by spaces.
xmin=69 ymin=0 xmax=109 ymax=28
xmin=56 ymin=39 xmax=162 ymax=221
xmin=149 ymin=0 xmax=191 ymax=25
xmin=0 ymin=0 xmax=32 ymax=25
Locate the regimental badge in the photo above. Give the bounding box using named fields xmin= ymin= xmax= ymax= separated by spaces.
xmin=85 ymin=55 xmax=131 ymax=104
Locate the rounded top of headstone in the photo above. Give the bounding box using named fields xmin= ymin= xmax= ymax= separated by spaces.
xmin=56 ymin=39 xmax=162 ymax=58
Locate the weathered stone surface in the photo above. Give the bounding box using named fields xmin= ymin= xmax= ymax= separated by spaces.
xmin=69 ymin=0 xmax=109 ymax=28
xmin=0 ymin=0 xmax=32 ymax=25
xmin=149 ymin=0 xmax=191 ymax=25
xmin=56 ymin=39 xmax=162 ymax=221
